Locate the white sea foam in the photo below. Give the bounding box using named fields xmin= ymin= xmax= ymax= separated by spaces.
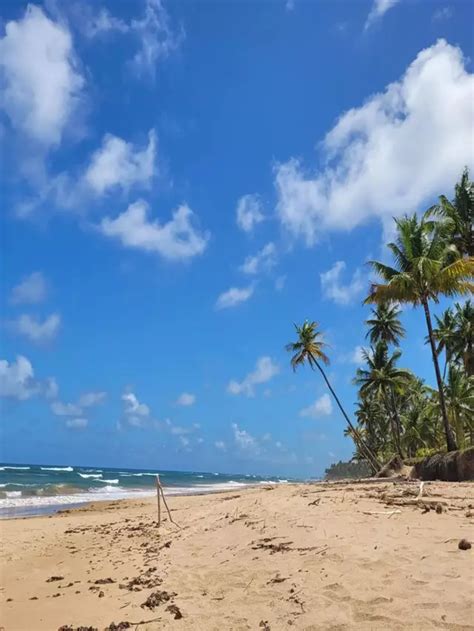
xmin=5 ymin=491 xmax=22 ymax=498
xmin=98 ymin=479 xmax=119 ymax=484
xmin=78 ymin=473 xmax=102 ymax=479
xmin=119 ymin=472 xmax=157 ymax=477
xmin=41 ymin=466 xmax=74 ymax=472
xmin=2 ymin=466 xmax=31 ymax=470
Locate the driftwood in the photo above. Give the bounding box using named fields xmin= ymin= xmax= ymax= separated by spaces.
xmin=156 ymin=475 xmax=181 ymax=529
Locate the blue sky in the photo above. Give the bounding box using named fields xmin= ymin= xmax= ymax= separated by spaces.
xmin=1 ymin=0 xmax=473 ymax=477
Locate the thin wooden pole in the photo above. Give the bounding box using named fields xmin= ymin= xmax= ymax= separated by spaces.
xmin=159 ymin=482 xmax=181 ymax=528
xmin=156 ymin=474 xmax=161 ymax=527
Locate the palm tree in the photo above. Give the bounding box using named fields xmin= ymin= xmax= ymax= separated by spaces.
xmin=428 ymin=168 xmax=473 ymax=257
xmin=444 ymin=365 xmax=474 ymax=447
xmin=365 ymin=214 xmax=474 ymax=452
xmin=365 ymin=302 xmax=405 ymax=346
xmin=432 ymin=307 xmax=456 ymax=379
xmin=286 ymin=321 xmax=381 ymax=472
xmin=354 ymin=342 xmax=411 ymax=458
xmin=453 ymin=300 xmax=474 ymax=377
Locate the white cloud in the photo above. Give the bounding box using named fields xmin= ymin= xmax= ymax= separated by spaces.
xmin=44 ymin=377 xmax=59 ymax=400
xmin=320 ymin=261 xmax=366 ymax=306
xmin=84 ymin=130 xmax=156 ymax=196
xmin=66 ymin=417 xmax=88 ymax=429
xmin=10 ymin=313 xmax=61 ymax=344
xmin=215 ymin=285 xmax=254 ymax=310
xmin=433 ymin=6 xmax=453 ymax=21
xmin=365 ymin=0 xmax=400 ymax=30
xmin=214 ymin=440 xmax=226 ymax=451
xmin=275 ymin=41 xmax=474 ymax=244
xmin=176 ymin=392 xmax=196 ymax=406
xmin=122 ymin=392 xmax=150 ymax=418
xmin=178 ymin=435 xmax=191 ymax=449
xmin=351 ymin=346 xmax=365 ymax=365
xmin=101 ymin=200 xmax=209 ymax=261
xmin=10 ymin=272 xmax=47 ymax=305
xmin=300 ymin=393 xmax=333 ymax=418
xmin=82 ymin=0 xmax=182 ymax=78
xmin=227 ymin=356 xmax=279 ymax=397
xmin=0 ymin=356 xmax=38 ymax=400
xmin=236 ymin=194 xmax=265 ymax=233
xmin=240 ymin=243 xmax=277 ymax=275
xmin=51 ymin=400 xmax=82 ymax=417
xmin=0 ymin=5 xmax=84 ymax=146
xmin=232 ymin=423 xmax=260 ymax=454
xmin=78 ymin=391 xmax=106 ymax=407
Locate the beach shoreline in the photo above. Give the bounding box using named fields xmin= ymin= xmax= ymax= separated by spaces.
xmin=1 ymin=480 xmax=473 ymax=630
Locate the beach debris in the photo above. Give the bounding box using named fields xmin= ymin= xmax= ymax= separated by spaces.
xmin=119 ymin=567 xmax=162 ymax=591
xmin=416 ymin=481 xmax=424 ymax=500
xmin=458 ymin=539 xmax=472 ymax=550
xmin=98 ymin=591 xmax=105 ymax=598
xmin=436 ymin=503 xmax=443 ymax=514
xmin=94 ymin=578 xmax=115 ymax=585
xmin=267 ymin=574 xmax=288 ymax=584
xmin=58 ymin=626 xmax=98 ymax=631
xmin=362 ymin=510 xmax=401 ymax=517
xmin=104 ymin=623 xmax=131 ymax=631
xmin=47 ymin=576 xmax=64 ymax=582
xmin=252 ymin=539 xmax=293 ymax=554
xmin=308 ymin=498 xmax=321 ymax=506
xmin=141 ymin=590 xmax=177 ymax=610
xmin=259 ymin=621 xmax=271 ymax=630
xmin=166 ymin=604 xmax=183 ymax=620
xmin=156 ymin=475 xmax=181 ymax=529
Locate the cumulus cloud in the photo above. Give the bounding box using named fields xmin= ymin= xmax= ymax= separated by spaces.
xmin=66 ymin=417 xmax=88 ymax=429
xmin=176 ymin=392 xmax=196 ymax=406
xmin=227 ymin=356 xmax=279 ymax=397
xmin=9 ymin=313 xmax=61 ymax=344
xmin=10 ymin=272 xmax=47 ymax=305
xmin=365 ymin=0 xmax=400 ymax=30
xmin=84 ymin=130 xmax=156 ymax=196
xmin=214 ymin=440 xmax=226 ymax=451
xmin=236 ymin=194 xmax=265 ymax=233
xmin=433 ymin=6 xmax=453 ymax=21
xmin=0 ymin=5 xmax=84 ymax=146
xmin=300 ymin=393 xmax=333 ymax=418
xmin=240 ymin=243 xmax=277 ymax=275
xmin=122 ymin=392 xmax=150 ymax=418
xmin=215 ymin=286 xmax=254 ymax=310
xmin=101 ymin=200 xmax=209 ymax=261
xmin=0 ymin=355 xmax=38 ymax=400
xmin=44 ymin=377 xmax=59 ymax=400
xmin=320 ymin=261 xmax=366 ymax=306
xmin=275 ymin=41 xmax=474 ymax=244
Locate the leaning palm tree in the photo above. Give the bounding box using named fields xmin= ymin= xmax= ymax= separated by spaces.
xmin=428 ymin=168 xmax=473 ymax=257
xmin=365 ymin=302 xmax=406 ymax=346
xmin=365 ymin=214 xmax=474 ymax=452
xmin=354 ymin=342 xmax=412 ymax=458
xmin=286 ymin=321 xmax=381 ymax=472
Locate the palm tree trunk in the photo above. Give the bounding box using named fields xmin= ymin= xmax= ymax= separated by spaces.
xmin=422 ymin=298 xmax=458 ymax=452
xmin=310 ymin=354 xmax=381 ymax=472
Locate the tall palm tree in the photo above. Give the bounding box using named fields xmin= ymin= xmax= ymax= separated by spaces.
xmin=354 ymin=342 xmax=411 ymax=457
xmin=365 ymin=214 xmax=474 ymax=452
xmin=453 ymin=300 xmax=474 ymax=377
xmin=431 ymin=307 xmax=456 ymax=379
xmin=286 ymin=321 xmax=381 ymax=472
xmin=365 ymin=302 xmax=406 ymax=346
xmin=428 ymin=168 xmax=473 ymax=257
xmin=443 ymin=365 xmax=474 ymax=448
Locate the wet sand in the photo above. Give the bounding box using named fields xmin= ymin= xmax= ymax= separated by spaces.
xmin=1 ymin=480 xmax=473 ymax=630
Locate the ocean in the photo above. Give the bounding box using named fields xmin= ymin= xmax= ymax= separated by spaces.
xmin=0 ymin=463 xmax=291 ymax=518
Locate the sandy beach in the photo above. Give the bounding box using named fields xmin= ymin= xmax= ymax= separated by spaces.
xmin=1 ymin=480 xmax=473 ymax=631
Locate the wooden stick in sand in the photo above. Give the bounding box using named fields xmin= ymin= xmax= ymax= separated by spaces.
xmin=156 ymin=474 xmax=181 ymax=529
xmin=156 ymin=475 xmax=161 ymax=526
